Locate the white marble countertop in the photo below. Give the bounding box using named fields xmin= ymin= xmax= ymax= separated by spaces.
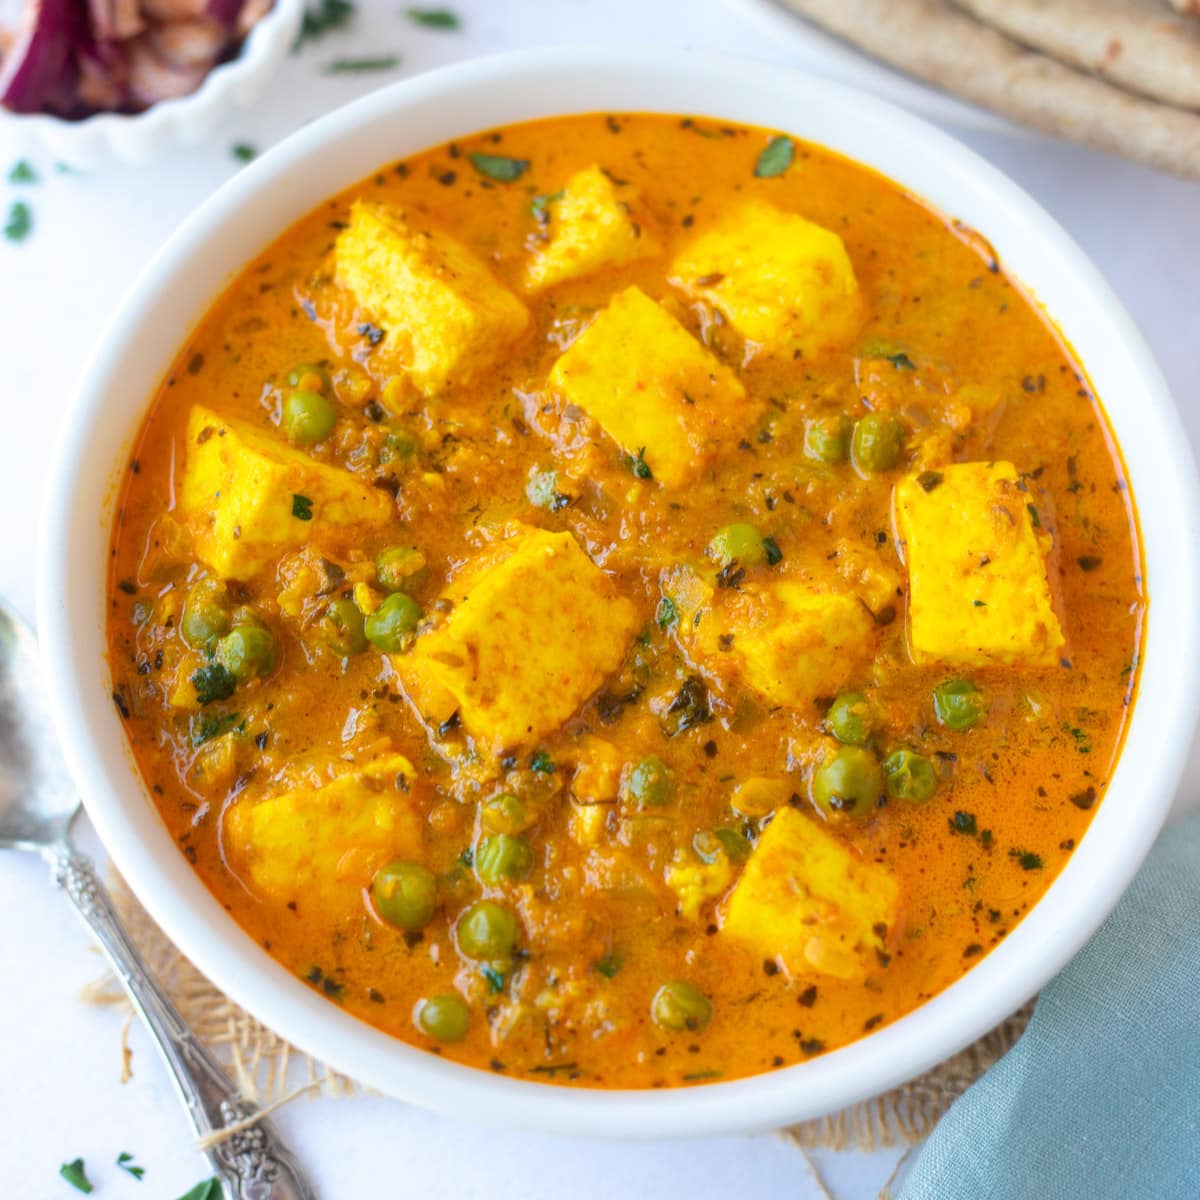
xmin=1 ymin=1 xmax=1197 ymax=1196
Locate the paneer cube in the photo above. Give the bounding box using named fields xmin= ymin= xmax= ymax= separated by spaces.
xmin=670 ymin=568 xmax=877 ymax=709
xmin=723 ymin=806 xmax=899 ymax=981
xmin=546 ymin=286 xmax=760 ymax=488
xmin=178 ymin=406 xmax=393 ymax=580
xmin=895 ymin=461 xmax=1065 ymax=667
xmin=670 ymin=201 xmax=863 ymax=361
xmin=223 ymin=754 xmax=422 ymax=912
xmin=395 ymin=525 xmax=638 ymax=753
xmin=335 ymin=200 xmax=529 ymax=397
xmin=525 ymin=164 xmax=659 ymax=291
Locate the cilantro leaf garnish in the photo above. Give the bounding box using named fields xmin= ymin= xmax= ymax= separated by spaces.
xmin=468 ymin=152 xmax=530 ymax=183
xmin=5 ymin=201 xmax=32 ymax=243
xmin=117 ymin=1151 xmax=145 ymax=1180
xmin=59 ymin=1159 xmax=93 ymax=1193
xmin=754 ymin=135 xmax=794 ymax=178
xmin=190 ymin=663 xmax=237 ymax=706
xmin=407 ymin=7 xmax=460 ymax=28
xmin=326 ymin=55 xmax=401 ymax=74
xmin=296 ymin=0 xmax=355 ymax=48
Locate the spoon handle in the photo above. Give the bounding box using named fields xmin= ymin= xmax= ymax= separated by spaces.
xmin=53 ymin=845 xmax=318 ymax=1200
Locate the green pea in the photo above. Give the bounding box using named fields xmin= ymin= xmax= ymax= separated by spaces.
xmin=415 ymin=993 xmax=470 ymax=1043
xmin=215 ymin=624 xmax=278 ymax=681
xmin=625 ymin=755 xmax=672 ymax=808
xmin=811 ymin=746 xmax=884 ymax=819
xmin=475 ymin=834 xmax=534 ymax=884
xmin=364 ymin=593 xmax=422 ymax=652
xmin=826 ymin=692 xmax=874 ymax=746
xmin=456 ymin=900 xmax=520 ymax=961
xmin=804 ymin=414 xmax=852 ymax=464
xmin=283 ymin=389 xmax=337 ymax=445
xmin=933 ymin=679 xmax=989 ymax=731
xmin=320 ymin=597 xmax=367 ymax=656
xmin=372 ymin=861 xmax=438 ymax=931
xmin=883 ymin=749 xmax=939 ymax=803
xmin=708 ymin=523 xmax=767 ymax=568
xmin=651 ymin=981 xmax=713 ymax=1033
xmin=181 ymin=579 xmax=231 ymax=648
xmin=286 ymin=362 xmax=330 ymax=392
xmin=480 ymin=793 xmax=528 ymax=835
xmin=693 ymin=827 xmax=751 ymax=864
xmin=375 ymin=545 xmax=425 ymax=592
xmin=851 ymin=412 xmax=905 ymax=473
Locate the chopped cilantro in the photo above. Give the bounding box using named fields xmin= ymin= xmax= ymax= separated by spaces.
xmin=292 ymin=493 xmax=314 ymax=520
xmin=623 ymin=446 xmax=653 ymax=480
xmin=594 ymin=953 xmax=622 ymax=978
xmin=1010 ymin=849 xmax=1043 ymax=871
xmin=754 ymin=135 xmax=794 ymax=178
xmin=296 ymin=0 xmax=355 ymax=47
xmin=1062 ymin=723 xmax=1092 ymax=754
xmin=8 ymin=160 xmax=37 ymax=183
xmin=326 ymin=55 xmax=401 ymax=74
xmin=657 ymin=596 xmax=679 ymax=630
xmin=762 ymin=535 xmax=783 ymax=566
xmin=950 ymin=810 xmax=978 ymax=836
xmin=407 ymin=6 xmax=460 ymax=28
xmin=190 ymin=663 xmax=237 ymax=706
xmin=1027 ymin=503 xmax=1041 ymax=529
xmin=468 ymin=152 xmax=530 ymax=182
xmin=117 ymin=1151 xmax=145 ymax=1181
xmin=232 ymin=143 xmax=257 ymax=163
xmin=5 ymin=200 xmax=32 ymax=243
xmin=191 ymin=711 xmax=244 ymax=746
xmin=457 ymin=846 xmax=474 ymax=868
xmin=917 ymin=470 xmax=944 ymax=493
xmin=530 ymin=749 xmax=555 ymax=773
xmin=662 ymin=674 xmax=711 ymax=736
xmin=480 ymin=964 xmax=505 ymax=992
xmin=59 ymin=1159 xmax=93 ymax=1193
xmin=304 ymin=965 xmax=345 ymax=1001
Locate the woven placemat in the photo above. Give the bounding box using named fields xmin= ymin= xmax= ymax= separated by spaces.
xmin=83 ymin=876 xmax=1032 ymax=1160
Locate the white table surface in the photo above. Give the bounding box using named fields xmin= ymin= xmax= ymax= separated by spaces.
xmin=2 ymin=2 xmax=1198 ymax=1197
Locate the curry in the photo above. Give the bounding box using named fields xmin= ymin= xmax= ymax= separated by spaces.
xmin=106 ymin=113 xmax=1143 ymax=1088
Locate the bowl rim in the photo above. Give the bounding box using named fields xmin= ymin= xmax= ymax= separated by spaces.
xmin=36 ymin=45 xmax=1200 ymax=1139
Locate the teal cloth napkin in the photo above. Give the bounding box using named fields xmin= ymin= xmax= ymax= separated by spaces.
xmin=900 ymin=809 xmax=1200 ymax=1200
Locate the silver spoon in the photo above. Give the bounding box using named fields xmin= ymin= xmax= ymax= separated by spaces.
xmin=0 ymin=599 xmax=316 ymax=1200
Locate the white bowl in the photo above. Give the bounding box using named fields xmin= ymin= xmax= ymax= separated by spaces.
xmin=37 ymin=47 xmax=1200 ymax=1138
xmin=1 ymin=0 xmax=304 ymax=169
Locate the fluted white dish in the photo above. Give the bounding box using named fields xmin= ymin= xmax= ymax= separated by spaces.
xmin=0 ymin=0 xmax=304 ymax=168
